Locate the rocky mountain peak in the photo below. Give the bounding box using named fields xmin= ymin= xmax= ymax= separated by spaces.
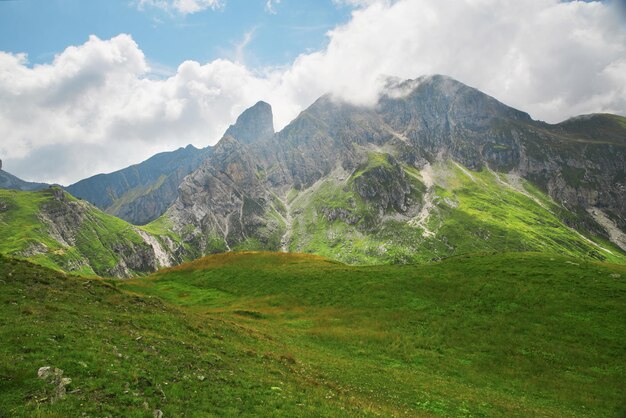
xmin=224 ymin=101 xmax=275 ymax=145
xmin=379 ymin=74 xmax=532 ymax=125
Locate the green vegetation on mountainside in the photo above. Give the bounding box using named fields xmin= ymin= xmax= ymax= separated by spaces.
xmin=288 ymin=156 xmax=626 ymax=265
xmin=1 ymin=252 xmax=624 ymax=416
xmin=0 ymin=188 xmax=180 ymax=277
xmin=105 ymin=174 xmax=169 ymax=215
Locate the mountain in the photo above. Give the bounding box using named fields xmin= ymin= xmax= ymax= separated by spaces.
xmin=0 ymin=159 xmax=49 ymax=191
xmin=0 ymin=101 xmax=281 ymax=277
xmin=223 ymin=100 xmax=275 ymax=145
xmin=65 ymin=145 xmax=212 ymax=225
xmin=0 ymin=187 xmax=184 ymax=278
xmin=2 ymin=251 xmax=624 ymax=416
xmin=161 ymin=75 xmax=626 ymax=264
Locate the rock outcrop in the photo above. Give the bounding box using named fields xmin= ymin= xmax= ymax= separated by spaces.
xmin=37 ymin=366 xmax=72 ymax=403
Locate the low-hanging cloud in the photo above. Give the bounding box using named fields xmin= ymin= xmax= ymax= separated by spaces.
xmin=1 ymin=0 xmax=625 ymax=184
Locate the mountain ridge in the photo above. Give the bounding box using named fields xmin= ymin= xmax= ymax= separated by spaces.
xmin=0 ymin=158 xmax=49 ymax=191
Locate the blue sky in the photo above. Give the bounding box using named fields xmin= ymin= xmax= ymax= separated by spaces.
xmin=0 ymin=0 xmax=353 ymax=71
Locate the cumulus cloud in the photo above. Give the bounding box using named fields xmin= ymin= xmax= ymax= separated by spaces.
xmin=1 ymin=0 xmax=625 ymax=184
xmin=137 ymin=0 xmax=223 ymax=15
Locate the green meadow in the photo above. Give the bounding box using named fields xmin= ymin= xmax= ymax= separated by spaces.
xmin=1 ymin=251 xmax=624 ymax=416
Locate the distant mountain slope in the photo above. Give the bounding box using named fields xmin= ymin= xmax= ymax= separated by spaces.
xmin=0 ymin=160 xmax=48 ymax=191
xmin=553 ymin=113 xmax=626 ymax=143
xmin=162 ymin=75 xmax=626 ymax=264
xmin=0 ymin=187 xmax=184 ymax=277
xmin=66 ymin=145 xmax=211 ymax=225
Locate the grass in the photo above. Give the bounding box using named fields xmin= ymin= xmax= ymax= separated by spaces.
xmin=0 ymin=254 xmax=364 ymax=416
xmin=2 ymin=251 xmax=624 ymax=416
xmin=127 ymin=251 xmax=626 ymax=416
xmin=351 ymin=151 xmax=394 ymax=180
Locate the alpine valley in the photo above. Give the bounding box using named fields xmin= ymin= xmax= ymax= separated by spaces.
xmin=0 ymin=75 xmax=625 ymax=417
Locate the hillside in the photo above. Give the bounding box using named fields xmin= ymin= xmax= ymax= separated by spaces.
xmin=0 ymin=187 xmax=185 ymax=278
xmin=285 ymin=157 xmax=626 ymax=264
xmin=1 ymin=252 xmax=624 ymax=416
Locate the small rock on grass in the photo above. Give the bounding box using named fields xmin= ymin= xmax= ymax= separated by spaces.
xmin=37 ymin=366 xmax=72 ymax=403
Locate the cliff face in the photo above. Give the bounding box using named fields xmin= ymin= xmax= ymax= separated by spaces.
xmin=161 ymin=75 xmax=626 ymax=263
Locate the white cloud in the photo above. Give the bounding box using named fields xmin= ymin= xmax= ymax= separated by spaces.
xmin=265 ymin=0 xmax=280 ymax=14
xmin=1 ymin=0 xmax=625 ymax=185
xmin=137 ymin=0 xmax=223 ymax=15
xmin=234 ymin=29 xmax=256 ymax=63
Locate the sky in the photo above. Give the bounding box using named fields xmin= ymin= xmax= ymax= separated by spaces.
xmin=0 ymin=0 xmax=625 ymax=185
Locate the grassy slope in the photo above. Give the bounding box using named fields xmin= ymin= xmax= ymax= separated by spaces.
xmin=100 ymin=252 xmax=626 ymax=415
xmin=0 ymin=255 xmax=363 ymax=417
xmin=2 ymin=251 xmax=625 ymax=416
xmin=0 ymin=188 xmax=175 ymax=276
xmin=289 ymin=157 xmax=626 ymax=265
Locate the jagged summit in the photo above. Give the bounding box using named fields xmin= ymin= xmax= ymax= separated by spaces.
xmin=380 ymin=74 xmax=532 ymax=125
xmin=224 ymin=101 xmax=275 ymax=145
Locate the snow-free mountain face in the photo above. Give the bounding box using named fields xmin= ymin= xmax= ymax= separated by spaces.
xmin=224 ymin=101 xmax=275 ymax=145
xmin=161 ymin=75 xmax=626 ymax=264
